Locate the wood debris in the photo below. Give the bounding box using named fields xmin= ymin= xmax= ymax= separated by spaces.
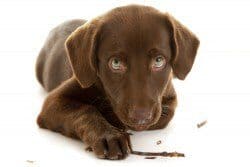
xmin=197 ymin=120 xmax=207 ymax=128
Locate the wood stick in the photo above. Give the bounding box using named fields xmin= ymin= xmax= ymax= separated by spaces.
xmin=197 ymin=120 xmax=207 ymax=128
xmin=145 ymin=156 xmax=157 ymax=159
xmin=131 ymin=150 xmax=185 ymax=157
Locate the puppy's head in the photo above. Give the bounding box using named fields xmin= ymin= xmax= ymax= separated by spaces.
xmin=66 ymin=5 xmax=199 ymax=131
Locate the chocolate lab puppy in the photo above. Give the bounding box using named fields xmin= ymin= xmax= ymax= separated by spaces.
xmin=36 ymin=5 xmax=199 ymax=160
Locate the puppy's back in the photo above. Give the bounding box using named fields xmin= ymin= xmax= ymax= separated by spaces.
xmin=36 ymin=19 xmax=86 ymax=91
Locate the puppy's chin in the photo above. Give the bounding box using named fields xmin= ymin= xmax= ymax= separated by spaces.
xmin=125 ymin=118 xmax=160 ymax=131
xmin=129 ymin=124 xmax=150 ymax=131
xmin=112 ymin=102 xmax=162 ymax=131
xmin=115 ymin=106 xmax=162 ymax=131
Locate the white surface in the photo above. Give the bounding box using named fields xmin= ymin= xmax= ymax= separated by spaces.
xmin=0 ymin=0 xmax=250 ymax=166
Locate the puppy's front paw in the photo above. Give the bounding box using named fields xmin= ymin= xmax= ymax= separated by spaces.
xmin=91 ymin=129 xmax=131 ymax=160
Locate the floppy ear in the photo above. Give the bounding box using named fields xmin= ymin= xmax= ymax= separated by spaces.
xmin=65 ymin=20 xmax=101 ymax=88
xmin=167 ymin=14 xmax=200 ymax=80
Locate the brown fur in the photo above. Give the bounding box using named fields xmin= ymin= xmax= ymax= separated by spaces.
xmin=36 ymin=5 xmax=199 ymax=160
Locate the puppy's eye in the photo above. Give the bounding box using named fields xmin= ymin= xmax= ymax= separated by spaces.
xmin=109 ymin=57 xmax=126 ymax=72
xmin=111 ymin=58 xmax=121 ymax=69
xmin=152 ymin=55 xmax=166 ymax=71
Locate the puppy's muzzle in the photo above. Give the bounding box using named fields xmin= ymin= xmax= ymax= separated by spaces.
xmin=128 ymin=107 xmax=153 ymax=125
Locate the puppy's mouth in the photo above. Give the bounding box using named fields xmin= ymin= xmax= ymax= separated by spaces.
xmin=128 ymin=124 xmax=151 ymax=131
xmin=125 ymin=110 xmax=160 ymax=131
xmin=127 ymin=116 xmax=157 ymax=131
xmin=113 ymin=110 xmax=157 ymax=131
xmin=111 ymin=103 xmax=162 ymax=131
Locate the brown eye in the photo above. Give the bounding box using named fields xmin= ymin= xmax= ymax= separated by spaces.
xmin=109 ymin=57 xmax=126 ymax=72
xmin=152 ymin=55 xmax=166 ymax=71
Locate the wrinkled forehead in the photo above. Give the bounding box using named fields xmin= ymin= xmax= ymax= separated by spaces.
xmin=99 ymin=14 xmax=171 ymax=56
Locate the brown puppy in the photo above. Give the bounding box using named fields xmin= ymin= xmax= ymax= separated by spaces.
xmin=36 ymin=5 xmax=199 ymax=160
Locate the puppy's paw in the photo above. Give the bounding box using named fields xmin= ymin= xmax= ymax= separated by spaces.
xmin=91 ymin=129 xmax=131 ymax=160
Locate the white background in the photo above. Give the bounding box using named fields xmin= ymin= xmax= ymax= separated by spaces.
xmin=0 ymin=0 xmax=250 ymax=166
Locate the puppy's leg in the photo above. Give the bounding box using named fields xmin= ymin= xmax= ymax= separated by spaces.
xmin=37 ymin=78 xmax=130 ymax=160
xmin=148 ymin=95 xmax=177 ymax=130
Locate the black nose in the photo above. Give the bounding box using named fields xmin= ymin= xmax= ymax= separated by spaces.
xmin=128 ymin=108 xmax=153 ymax=125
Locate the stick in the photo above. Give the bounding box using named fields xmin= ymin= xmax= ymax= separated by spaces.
xmin=197 ymin=120 xmax=207 ymax=128
xmin=131 ymin=150 xmax=185 ymax=157
xmin=145 ymin=157 xmax=156 ymax=159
